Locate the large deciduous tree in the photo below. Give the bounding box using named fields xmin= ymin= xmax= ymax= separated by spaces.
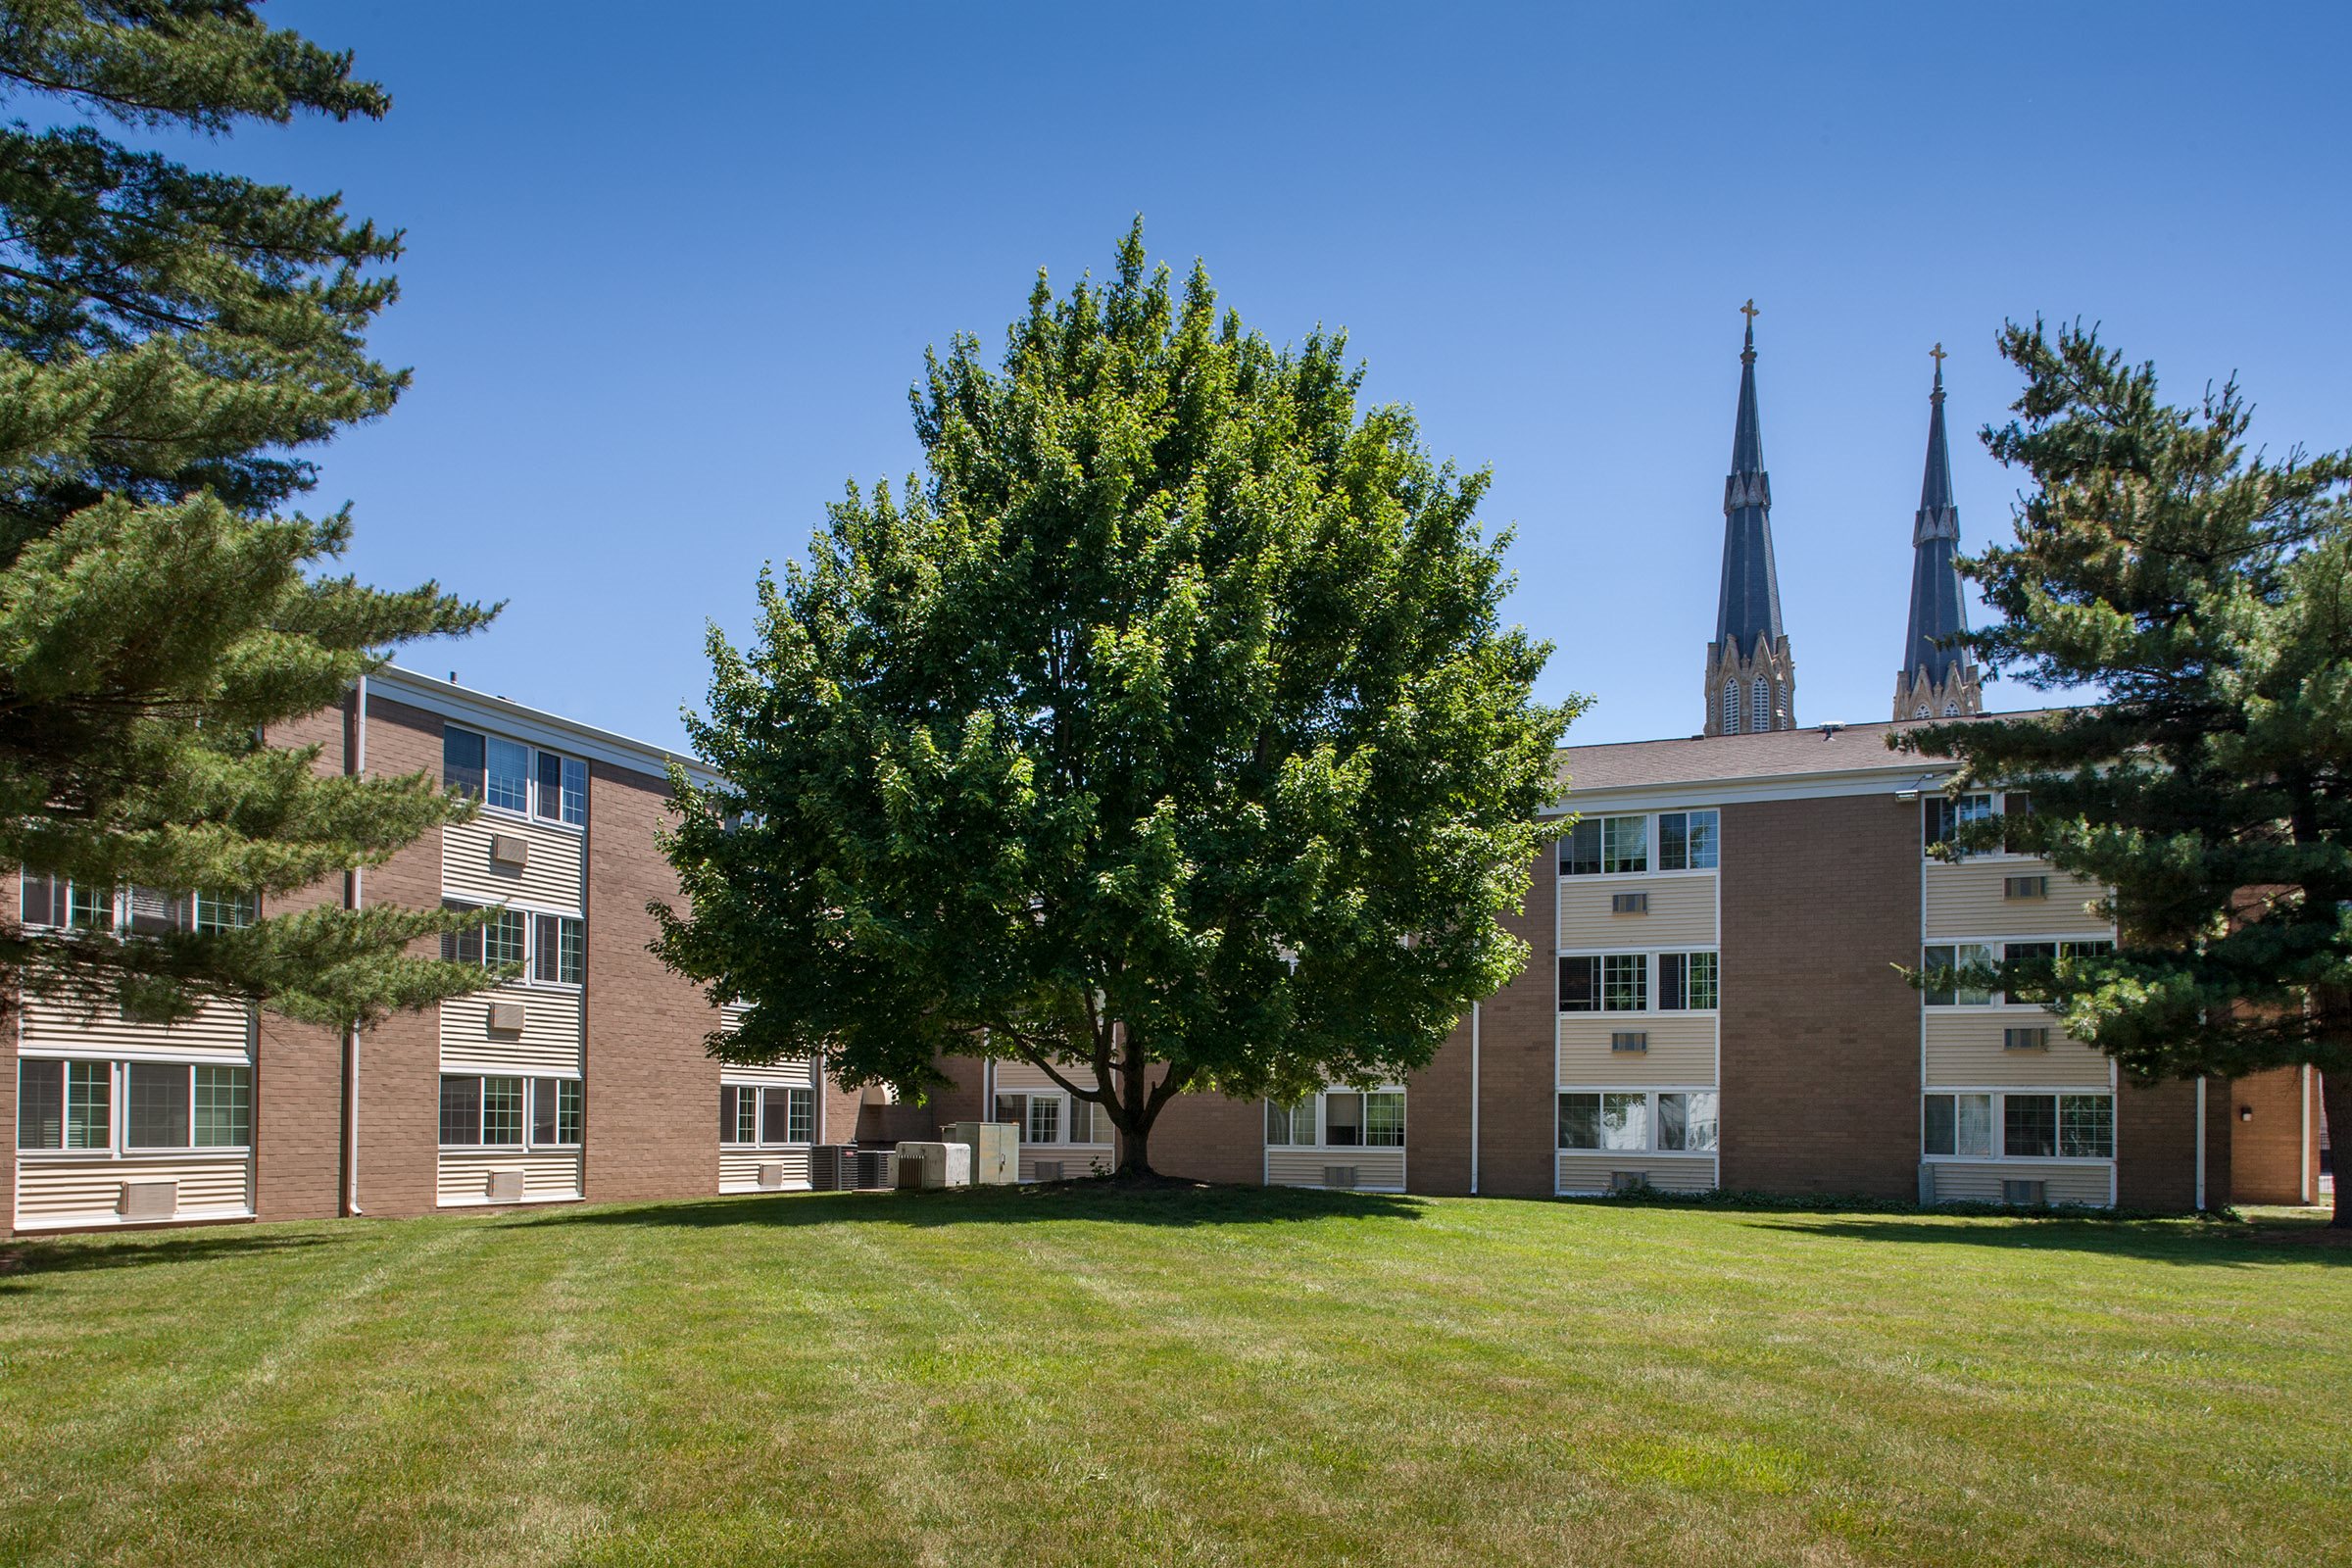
xmin=0 ymin=1 xmax=497 ymax=1028
xmin=1903 ymin=320 xmax=2351 ymax=1222
xmin=657 ymin=224 xmax=1574 ymax=1175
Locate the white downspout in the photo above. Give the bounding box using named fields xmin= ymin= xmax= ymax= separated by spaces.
xmin=344 ymin=675 xmax=367 ymax=1216
xmin=1469 ymin=1003 xmax=1481 ymax=1196
xmin=2300 ymin=1065 xmax=2314 ymax=1205
xmin=2193 ymin=1074 xmax=2207 ymax=1212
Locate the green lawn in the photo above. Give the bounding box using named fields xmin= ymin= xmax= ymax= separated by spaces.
xmin=2 ymin=1186 xmax=2345 ymax=1567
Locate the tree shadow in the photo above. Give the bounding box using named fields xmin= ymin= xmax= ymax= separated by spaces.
xmin=496 ymin=1179 xmax=1429 ymax=1235
xmin=0 ymin=1228 xmax=349 ymax=1290
xmin=1742 ymin=1214 xmax=2351 ymax=1268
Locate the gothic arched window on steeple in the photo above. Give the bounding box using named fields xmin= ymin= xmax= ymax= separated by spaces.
xmin=1750 ymin=677 xmax=1770 ymax=734
xmin=1914 ymin=705 xmax=1930 ymax=720
xmin=1776 ymin=682 xmax=1788 ymax=725
xmin=1944 ymin=701 xmax=1959 ymax=717
xmin=1722 ymin=679 xmax=1740 ymax=734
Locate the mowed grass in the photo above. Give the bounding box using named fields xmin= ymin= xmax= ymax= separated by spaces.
xmin=2 ymin=1186 xmax=2346 ymax=1567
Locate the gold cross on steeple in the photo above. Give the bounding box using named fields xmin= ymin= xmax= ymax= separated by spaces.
xmin=1740 ymin=298 xmax=1759 ymax=325
xmin=1930 ymin=342 xmax=1946 ymax=368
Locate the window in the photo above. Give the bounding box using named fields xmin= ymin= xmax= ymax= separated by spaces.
xmin=484 ymin=738 xmax=531 ymax=813
xmin=1559 ymin=820 xmax=1600 ymax=876
xmin=1600 ymin=1092 xmax=1649 ymax=1150
xmin=1323 ymin=1092 xmax=1363 ymax=1147
xmin=21 ymin=870 xmax=67 ymax=929
xmin=1750 ymin=676 xmax=1770 ymax=732
xmin=194 ymin=1066 xmax=250 ymax=1147
xmin=721 ymin=1084 xmax=759 ymax=1145
xmin=1558 ymin=1092 xmax=1601 ymax=1150
xmin=1026 ymin=1095 xmax=1060 ymax=1145
xmin=1658 ymin=1091 xmax=1719 ymax=1152
xmin=535 ymin=751 xmax=588 ymax=826
xmin=1923 ymin=1093 xmax=1994 ymax=1156
xmin=1600 ymin=815 xmax=1647 ymax=874
xmin=1658 ymin=952 xmax=1718 ymax=1010
xmin=2003 ymin=1094 xmax=2057 ymax=1158
xmin=532 ymin=1078 xmax=583 ymax=1146
xmin=66 ymin=1060 xmax=109 ymax=1148
xmin=442 ymin=901 xmax=484 ymax=965
xmin=1658 ymin=810 xmax=1719 ymax=871
xmin=1923 ymin=793 xmax=1996 ymax=855
xmin=1265 ymin=1099 xmax=1314 ymax=1146
xmin=441 ymin=1074 xmax=523 ymax=1147
xmin=1066 ymin=1097 xmax=1097 ymax=1144
xmin=126 ymin=1061 xmax=190 ymax=1148
xmin=68 ymin=881 xmax=113 ymax=932
xmin=532 ymin=914 xmax=585 ymax=984
xmin=443 ymin=726 xmax=486 ymax=799
xmin=1721 ymin=679 xmax=1740 ymax=734
xmin=1777 ymin=682 xmax=1788 ymax=722
xmin=1365 ymin=1091 xmax=1405 ymax=1148
xmin=17 ymin=1059 xmax=63 ymax=1149
xmin=787 ymin=1086 xmax=813 ymax=1144
xmin=193 ymin=891 xmax=257 ymax=933
xmin=126 ymin=886 xmax=183 ymax=935
xmin=484 ymin=908 xmax=527 ymax=968
xmin=2060 ymin=1095 xmax=2114 ymax=1158
xmin=1921 ymin=943 xmax=1994 ymax=1006
xmin=1602 ymin=954 xmax=1648 ymax=1011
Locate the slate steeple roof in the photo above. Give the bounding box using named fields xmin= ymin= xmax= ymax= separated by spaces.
xmin=1901 ymin=351 xmax=1969 ymax=684
xmin=1714 ymin=307 xmax=1786 ymax=659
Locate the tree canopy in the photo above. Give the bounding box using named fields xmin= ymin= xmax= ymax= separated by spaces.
xmin=1902 ymin=320 xmax=2351 ymax=1220
xmin=0 ymin=1 xmax=497 ymax=1027
xmin=657 ymin=223 xmax=1575 ymax=1173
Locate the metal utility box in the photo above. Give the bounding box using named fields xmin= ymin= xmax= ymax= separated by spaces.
xmin=810 ymin=1145 xmax=858 ymax=1191
xmin=945 ymin=1121 xmax=1018 ymax=1185
xmin=893 ymin=1141 xmax=972 ymax=1191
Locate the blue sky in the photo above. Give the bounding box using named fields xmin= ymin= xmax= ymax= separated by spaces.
xmin=228 ymin=2 xmax=2352 ymax=750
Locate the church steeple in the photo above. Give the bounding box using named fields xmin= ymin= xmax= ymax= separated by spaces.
xmin=1892 ymin=345 xmax=1983 ymax=721
xmin=1703 ymin=301 xmax=1796 ymax=737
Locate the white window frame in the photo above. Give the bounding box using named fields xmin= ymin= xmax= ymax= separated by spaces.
xmin=1554 ymin=1086 xmax=1719 ymax=1155
xmin=442 ymin=724 xmax=589 ymax=831
xmin=20 ymin=874 xmax=258 ymax=937
xmin=442 ymin=899 xmax=587 ymax=990
xmin=1921 ymin=936 xmax=2116 ymax=1010
xmin=1559 ymin=809 xmax=1720 ymax=877
xmin=719 ymin=1082 xmax=813 ymax=1149
xmin=439 ymin=1072 xmax=529 ymax=1151
xmin=1920 ymin=1088 xmax=2115 ymax=1162
xmin=18 ymin=1057 xmax=253 ymax=1158
xmin=996 ymin=1088 xmax=1114 ymax=1147
xmin=1558 ymin=949 xmax=1720 ymax=1015
xmin=529 ymin=1075 xmax=586 ymax=1149
xmin=1261 ymin=1086 xmax=1407 ymax=1149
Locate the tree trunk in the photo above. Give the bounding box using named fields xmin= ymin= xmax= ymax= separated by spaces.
xmin=2322 ymin=1068 xmax=2349 ymax=1228
xmin=1114 ymin=1024 xmax=1157 ymax=1178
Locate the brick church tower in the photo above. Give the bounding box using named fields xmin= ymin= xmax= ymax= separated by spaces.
xmin=1891 ymin=347 xmax=1983 ymax=720
xmin=1703 ymin=302 xmax=1796 ymax=736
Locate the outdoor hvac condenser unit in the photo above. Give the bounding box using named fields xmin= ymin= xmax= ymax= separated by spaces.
xmin=893 ymin=1141 xmax=972 ymax=1191
xmin=853 ymin=1150 xmax=895 ymax=1190
xmin=809 ymin=1145 xmax=858 ymax=1191
xmin=944 ymin=1121 xmax=1018 ymax=1185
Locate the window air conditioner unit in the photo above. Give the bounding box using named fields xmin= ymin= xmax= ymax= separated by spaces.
xmin=1609 ymin=1170 xmax=1652 ymax=1194
xmin=1611 ymin=892 xmax=1648 ymax=914
xmin=487 ymin=1001 xmax=525 ymax=1033
xmin=1322 ymin=1165 xmax=1358 ymax=1189
xmin=1033 ymin=1159 xmax=1065 ymax=1183
xmin=490 ymin=833 xmax=529 ymax=867
xmin=485 ymin=1169 xmax=526 ymax=1202
xmin=757 ymin=1162 xmax=785 ymax=1190
xmin=120 ymin=1181 xmax=177 ymax=1221
xmin=2004 ymin=1026 xmax=2051 ymax=1052
xmin=2001 ymin=1178 xmax=2047 ymax=1206
xmin=2002 ymin=874 xmax=2047 ymax=900
xmin=1610 ymin=1031 xmax=1648 ymax=1053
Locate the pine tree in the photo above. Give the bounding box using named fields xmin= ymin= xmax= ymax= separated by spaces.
xmin=0 ymin=2 xmax=498 ymax=1028
xmin=1904 ymin=320 xmax=2352 ymax=1222
xmin=656 ymin=223 xmax=1576 ymax=1176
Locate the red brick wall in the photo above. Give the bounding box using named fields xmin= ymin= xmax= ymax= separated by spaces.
xmin=1147 ymin=1086 xmax=1264 ymax=1184
xmin=1466 ymin=849 xmax=1557 ymax=1198
xmin=2116 ymin=1073 xmax=2229 ymax=1212
xmin=1407 ymin=1015 xmax=1476 ymax=1196
xmin=582 ymin=759 xmax=720 ymax=1202
xmin=2226 ymin=1066 xmax=2316 ymax=1204
xmin=1719 ymin=795 xmax=1924 ymax=1200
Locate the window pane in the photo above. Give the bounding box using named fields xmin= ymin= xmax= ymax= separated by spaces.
xmin=1601 ymin=815 xmax=1648 ymax=874
xmin=1683 ymin=1091 xmax=1719 ymax=1152
xmin=720 ymin=1085 xmax=738 ymax=1143
xmin=1684 ymin=810 xmax=1719 ymax=869
xmin=443 ymin=727 xmax=485 ymax=799
xmin=533 ymin=1077 xmax=560 ymax=1144
xmin=483 ymin=1077 xmax=524 ymax=1146
xmin=21 ymin=870 xmax=65 ymax=928
xmin=193 ymin=891 xmax=257 ymax=933
xmin=486 ymin=909 xmax=527 ymax=968
xmin=2061 ymin=940 xmax=2114 ymax=959
xmin=126 ymin=886 xmax=182 ymax=935
xmin=1956 ymin=1094 xmax=1993 ymax=1156
xmin=536 ymin=750 xmax=565 ymax=820
xmin=562 ymin=759 xmax=588 ymax=827
xmin=1956 ymin=942 xmax=1995 ymax=1007
xmin=559 ymin=1079 xmax=583 ymax=1145
xmin=1658 ymin=812 xmax=1689 ymax=872
xmin=1320 ymin=1092 xmax=1361 ymax=1148
xmin=1559 ymin=956 xmax=1597 ymax=1012
xmin=1924 ymin=1095 xmax=1956 ymax=1156
xmin=2060 ymin=1095 xmax=2114 ymax=1159
xmin=1366 ymin=1092 xmax=1405 ymax=1148
xmin=1067 ymin=1098 xmax=1095 ymax=1145
xmin=1557 ymin=1093 xmax=1600 ymax=1150
xmin=1601 ymin=954 xmax=1647 ymax=1011
xmin=441 ymin=902 xmax=483 ymax=965
xmin=126 ymin=1062 xmax=190 ymax=1148
xmin=559 ymin=917 xmax=585 ymax=984
xmin=787 ymin=1087 xmax=810 ymax=1144
xmin=440 ymin=1075 xmax=481 ymax=1146
xmin=1560 ymin=820 xmax=1600 ymax=877
xmin=1923 ymin=797 xmax=1953 ymax=852
xmin=533 ymin=913 xmax=561 ymax=982
xmin=1599 ymin=1093 xmax=1648 ymax=1152
xmin=484 ymin=738 xmax=530 ymax=813
xmin=1953 ymin=793 xmax=1995 ymax=859
xmin=1658 ymin=952 xmax=1687 ymax=1010
xmin=65 ymin=1060 xmax=110 ymax=1149
xmin=1027 ymin=1096 xmax=1060 ymax=1145
xmin=2004 ymin=1094 xmax=2056 ymax=1158
xmin=18 ymin=1059 xmax=63 ymax=1150
xmin=1686 ymin=952 xmax=1718 ymax=1010
xmin=994 ymin=1094 xmax=1027 ymax=1129
xmin=1266 ymin=1099 xmax=1301 ymax=1146
xmin=1657 ymin=1092 xmax=1689 ymax=1151
xmin=761 ymin=1085 xmax=789 ymax=1144
xmin=68 ymin=882 xmax=113 ymax=932
xmin=1921 ymin=945 xmax=1957 ymax=1007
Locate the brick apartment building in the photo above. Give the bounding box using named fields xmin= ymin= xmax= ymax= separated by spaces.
xmin=4 ymin=323 xmax=2325 ymax=1235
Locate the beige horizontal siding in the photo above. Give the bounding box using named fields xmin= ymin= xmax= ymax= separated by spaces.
xmin=1263 ymin=1147 xmax=1405 ymax=1191
xmin=719 ymin=1148 xmax=812 ymax=1193
xmin=1926 ymin=1159 xmax=2110 ymax=1206
xmin=1555 ymin=1152 xmax=1715 ymax=1196
xmin=994 ymin=1059 xmax=1094 ymax=1093
xmin=1557 ymin=1016 xmax=1714 ymax=1085
xmin=720 ymin=1058 xmax=813 ymax=1088
xmin=1924 ymin=1014 xmax=2113 ymax=1088
xmin=435 ymin=1151 xmax=582 ymax=1206
xmin=19 ymin=994 xmax=252 ymax=1062
xmin=1019 ymin=1144 xmax=1114 ymax=1181
xmin=1923 ymin=858 xmax=2108 ymax=940
xmin=439 ymin=984 xmax=581 ymax=1074
xmin=15 ymin=1154 xmax=252 ymax=1228
xmin=442 ymin=816 xmax=584 ymax=910
xmin=1557 ymin=872 xmax=1716 ymax=949
xmin=719 ymin=1002 xmax=753 ymax=1033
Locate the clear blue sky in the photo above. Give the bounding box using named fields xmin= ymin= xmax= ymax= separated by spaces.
xmin=232 ymin=2 xmax=2352 ymax=750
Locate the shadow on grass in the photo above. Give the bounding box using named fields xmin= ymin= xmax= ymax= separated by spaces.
xmin=1740 ymin=1213 xmax=2350 ymax=1268
xmin=0 ymin=1228 xmax=349 ymax=1289
xmin=496 ymin=1179 xmax=1428 ymax=1236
